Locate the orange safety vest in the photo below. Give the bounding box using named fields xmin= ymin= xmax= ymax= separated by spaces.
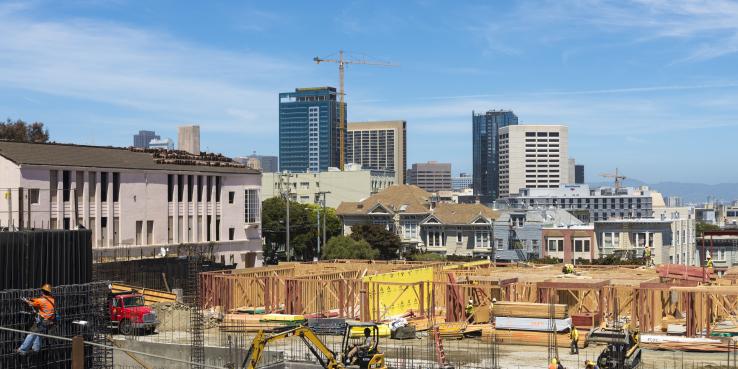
xmin=31 ymin=295 xmax=56 ymax=321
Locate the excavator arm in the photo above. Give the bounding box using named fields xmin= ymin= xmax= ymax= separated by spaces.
xmin=242 ymin=326 xmax=343 ymax=369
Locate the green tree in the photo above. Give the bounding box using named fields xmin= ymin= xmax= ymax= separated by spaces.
xmin=322 ymin=236 xmax=379 ymax=260
xmin=261 ymin=197 xmax=342 ymax=261
xmin=697 ymin=222 xmax=720 ymax=235
xmin=349 ymin=224 xmax=402 ymax=260
xmin=0 ymin=119 xmax=49 ymax=143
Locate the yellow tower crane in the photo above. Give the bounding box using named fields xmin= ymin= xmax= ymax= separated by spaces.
xmin=600 ymin=167 xmax=627 ymax=190
xmin=314 ymin=50 xmax=397 ymax=170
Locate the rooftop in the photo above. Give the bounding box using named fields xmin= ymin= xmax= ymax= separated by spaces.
xmin=0 ymin=140 xmax=258 ymax=174
xmin=336 ymin=184 xmax=432 ymax=215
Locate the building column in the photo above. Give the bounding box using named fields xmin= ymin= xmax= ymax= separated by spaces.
xmin=173 ymin=176 xmax=179 ymax=244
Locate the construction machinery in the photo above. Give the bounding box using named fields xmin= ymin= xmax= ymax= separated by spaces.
xmin=599 ymin=168 xmax=627 ymax=190
xmin=242 ymin=322 xmax=386 ymax=369
xmin=313 ymin=50 xmax=396 ymax=170
xmin=586 ymin=326 xmax=642 ymax=369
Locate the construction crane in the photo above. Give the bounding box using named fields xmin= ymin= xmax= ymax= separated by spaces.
xmin=314 ymin=50 xmax=397 ymax=170
xmin=600 ymin=168 xmax=627 ymax=190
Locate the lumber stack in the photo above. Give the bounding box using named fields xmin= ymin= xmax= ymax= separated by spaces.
xmin=111 ymin=283 xmax=177 ymax=305
xmin=483 ymin=328 xmax=570 ymax=348
xmin=492 ymin=301 xmax=567 ymax=319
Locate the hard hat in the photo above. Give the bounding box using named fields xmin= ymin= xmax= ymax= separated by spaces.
xmin=468 ymin=298 xmax=473 ymax=303
xmin=551 ymin=358 xmax=557 ymax=365
xmin=41 ymin=283 xmax=52 ymax=293
xmin=492 ymin=298 xmax=497 ymax=302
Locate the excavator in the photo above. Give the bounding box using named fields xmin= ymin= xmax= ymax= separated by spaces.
xmin=241 ymin=322 xmax=387 ymax=369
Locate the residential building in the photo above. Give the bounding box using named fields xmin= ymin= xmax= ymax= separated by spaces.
xmin=133 ymin=130 xmax=159 ymax=149
xmin=494 ymin=208 xmax=583 ymax=261
xmin=406 ymin=161 xmax=451 ymax=193
xmin=261 ymin=168 xmax=394 ymax=209
xmin=575 ymin=165 xmax=585 ymax=184
xmin=336 ymin=185 xmax=500 ymax=257
xmin=451 ymin=173 xmax=473 ymax=191
xmin=236 ymin=154 xmax=278 ymax=173
xmin=666 ymin=196 xmax=683 ymax=207
xmin=595 ymin=207 xmax=696 ymax=266
xmin=178 ymin=125 xmax=201 ymax=155
xmin=505 ymin=184 xmax=658 ymax=222
xmin=725 ymin=207 xmax=738 ymax=227
xmin=498 ymin=125 xmax=569 ymax=197
xmin=695 ymin=207 xmax=718 ymax=225
xmin=279 ymin=87 xmax=344 ymax=173
xmin=472 ymin=110 xmax=518 ymax=202
xmin=697 ymin=230 xmax=738 ymax=275
xmin=0 ymin=141 xmax=262 ymax=268
xmin=542 ymin=225 xmax=596 ymax=263
xmin=148 ymin=138 xmax=174 ymax=150
xmin=347 ymin=120 xmax=406 ymax=184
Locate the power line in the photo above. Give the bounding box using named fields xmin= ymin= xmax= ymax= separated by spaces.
xmin=0 ymin=325 xmax=228 ymax=369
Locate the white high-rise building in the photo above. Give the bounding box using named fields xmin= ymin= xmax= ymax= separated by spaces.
xmin=178 ymin=125 xmax=201 ymax=155
xmin=347 ymin=120 xmax=407 ymax=184
xmin=498 ymin=125 xmax=569 ymax=197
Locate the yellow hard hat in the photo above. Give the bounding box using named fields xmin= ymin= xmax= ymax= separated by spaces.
xmin=41 ymin=283 xmax=52 ymax=293
xmin=551 ymin=358 xmax=557 ymax=365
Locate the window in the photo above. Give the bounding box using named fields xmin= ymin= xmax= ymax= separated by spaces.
xmin=63 ymin=217 xmax=70 ymax=230
xmin=402 ymin=221 xmax=418 ymax=239
xmin=215 ymin=177 xmax=222 ymax=202
xmin=207 ymin=176 xmax=212 ymax=200
xmin=113 ymin=217 xmax=120 ymax=245
xmin=62 ymin=170 xmax=70 ymax=202
xmin=457 ymin=232 xmax=463 ymax=243
xmin=547 ymin=238 xmax=564 ymax=252
xmin=603 ymin=232 xmax=619 ymax=248
xmin=100 ymin=217 xmax=108 ymax=246
xmin=206 ymin=215 xmax=212 ymax=241
xmin=245 ymin=189 xmax=260 ymax=223
xmin=574 ymin=239 xmax=591 ymax=253
xmin=76 ymin=171 xmax=84 ymax=204
xmin=228 ymin=191 xmax=235 ymax=204
xmin=634 ymin=232 xmax=653 ymax=248
xmin=29 ymin=189 xmax=40 ymax=204
xmin=229 ymin=228 xmax=235 ymax=241
xmin=428 ymin=230 xmax=445 ymax=247
xmin=112 ymin=172 xmax=120 ymax=202
xmin=187 ymin=175 xmax=194 ymax=202
xmin=177 ymin=175 xmax=184 ymax=202
xmin=100 ymin=173 xmax=108 ymax=202
xmin=474 ymin=231 xmax=490 ymax=248
xmin=135 ymin=221 xmax=143 ymax=245
xmin=167 ymin=174 xmax=174 ymax=202
xmin=168 ymin=216 xmax=173 ymax=243
xmin=216 ymin=216 xmax=221 ymax=241
xmin=147 ymin=220 xmax=153 ymax=245
xmin=89 ymin=172 xmax=96 ymax=202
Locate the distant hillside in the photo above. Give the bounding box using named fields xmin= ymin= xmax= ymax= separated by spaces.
xmin=590 ymin=179 xmax=738 ymax=204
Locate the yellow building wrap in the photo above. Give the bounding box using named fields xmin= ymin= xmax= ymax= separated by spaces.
xmin=362 ymin=267 xmax=434 ymax=320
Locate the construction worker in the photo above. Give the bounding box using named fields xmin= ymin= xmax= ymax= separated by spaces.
xmin=570 ymin=324 xmax=580 ymax=354
xmin=584 ymin=359 xmax=599 ymax=369
xmin=562 ymin=264 xmax=575 ymax=275
xmin=644 ymin=245 xmax=653 ymax=267
xmin=706 ymin=254 xmax=714 ymax=269
xmin=490 ymin=297 xmax=497 ymax=324
xmin=466 ymin=298 xmax=475 ymax=323
xmin=16 ymin=283 xmax=56 ymax=355
xmin=548 ymin=358 xmax=558 ymax=369
xmin=346 ymin=328 xmax=373 ymax=364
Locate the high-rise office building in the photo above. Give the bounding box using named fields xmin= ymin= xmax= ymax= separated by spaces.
xmin=279 ymin=87 xmax=344 ymax=173
xmin=451 ymin=173 xmax=473 ymax=191
xmin=133 ymin=130 xmax=160 ymax=149
xmin=575 ymin=165 xmax=585 ymax=184
xmin=407 ymin=161 xmax=451 ymax=193
xmin=236 ymin=154 xmax=279 ymax=173
xmin=347 ymin=120 xmax=406 ymax=184
xmin=498 ymin=125 xmax=569 ymax=197
xmin=568 ymin=158 xmax=576 ymax=184
xmin=472 ymin=110 xmax=518 ymax=202
xmin=178 ymin=125 xmax=200 ymax=155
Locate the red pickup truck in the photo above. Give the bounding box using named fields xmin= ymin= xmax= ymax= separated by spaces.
xmin=109 ymin=291 xmax=159 ymax=335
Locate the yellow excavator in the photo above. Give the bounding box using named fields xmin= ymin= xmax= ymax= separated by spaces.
xmin=241 ymin=322 xmax=387 ymax=369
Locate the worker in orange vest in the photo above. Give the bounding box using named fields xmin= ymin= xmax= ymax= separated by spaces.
xmin=17 ymin=283 xmax=56 ymax=355
xmin=548 ymin=358 xmax=558 ymax=369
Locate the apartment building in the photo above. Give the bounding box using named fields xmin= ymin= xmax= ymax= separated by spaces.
xmin=347 ymin=120 xmax=406 ymax=184
xmin=493 ymin=208 xmax=583 ymax=260
xmin=0 ymin=141 xmax=262 ymax=268
xmin=505 ymin=184 xmax=658 ymax=222
xmin=406 ymin=161 xmax=451 ymax=193
xmin=498 ymin=125 xmax=569 ymax=197
xmin=261 ymin=168 xmax=395 ymax=208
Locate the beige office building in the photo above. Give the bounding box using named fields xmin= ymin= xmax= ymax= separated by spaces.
xmin=498 ymin=125 xmax=569 ymax=197
xmin=346 ymin=120 xmax=406 ymax=184
xmin=178 ymin=125 xmax=201 ymax=155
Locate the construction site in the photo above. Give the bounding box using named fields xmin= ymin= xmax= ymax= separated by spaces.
xmin=70 ymin=259 xmax=738 ymax=368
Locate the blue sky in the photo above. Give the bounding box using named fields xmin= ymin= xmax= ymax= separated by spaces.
xmin=1 ymin=1 xmax=738 ymax=183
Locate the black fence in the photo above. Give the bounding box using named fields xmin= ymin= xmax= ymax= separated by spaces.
xmin=0 ymin=282 xmax=112 ymax=369
xmin=0 ymin=230 xmax=93 ymax=290
xmin=93 ymin=256 xmax=234 ymax=295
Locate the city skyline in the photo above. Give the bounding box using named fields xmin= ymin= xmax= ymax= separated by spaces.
xmin=2 ymin=1 xmax=738 ymax=183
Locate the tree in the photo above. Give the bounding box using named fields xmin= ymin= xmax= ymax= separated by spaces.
xmin=349 ymin=224 xmax=402 ymax=260
xmin=0 ymin=119 xmax=49 ymax=143
xmin=697 ymin=222 xmax=720 ymax=235
xmin=322 ymin=236 xmax=379 ymax=260
xmin=261 ymin=197 xmax=342 ymax=261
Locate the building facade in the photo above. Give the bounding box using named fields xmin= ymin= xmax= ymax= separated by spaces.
xmin=148 ymin=138 xmax=174 ymax=150
xmin=697 ymin=231 xmax=738 ymax=275
xmin=133 ymin=130 xmax=159 ymax=149
xmin=178 ymin=125 xmax=201 ymax=155
xmin=494 ymin=208 xmax=583 ymax=260
xmin=261 ymin=168 xmax=395 ymax=209
xmin=472 ymin=110 xmax=518 ymax=202
xmin=406 ymin=161 xmax=451 ymax=193
xmin=542 ymin=225 xmax=596 ymax=263
xmin=498 ymin=124 xmax=569 ymax=197
xmin=279 ymin=87 xmax=344 ymax=173
xmin=575 ymin=165 xmax=585 ymax=184
xmin=236 ymin=155 xmax=279 ymax=173
xmin=505 ymin=184 xmax=658 ymax=222
xmin=0 ymin=141 xmax=262 ymax=268
xmin=451 ymin=173 xmax=473 ymax=191
xmin=347 ymin=120 xmax=406 ymax=185
xmin=336 ymin=185 xmax=500 ymax=257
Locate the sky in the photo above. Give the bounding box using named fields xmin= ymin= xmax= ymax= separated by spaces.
xmin=1 ymin=0 xmax=738 ymax=184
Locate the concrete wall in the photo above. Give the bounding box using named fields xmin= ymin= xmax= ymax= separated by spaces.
xmin=262 ymin=171 xmax=394 ymax=208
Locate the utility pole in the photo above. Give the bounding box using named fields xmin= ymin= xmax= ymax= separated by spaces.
xmin=278 ymin=172 xmax=294 ymax=261
xmin=316 ymin=191 xmax=331 ymax=256
xmin=315 ymin=209 xmax=320 ymax=261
